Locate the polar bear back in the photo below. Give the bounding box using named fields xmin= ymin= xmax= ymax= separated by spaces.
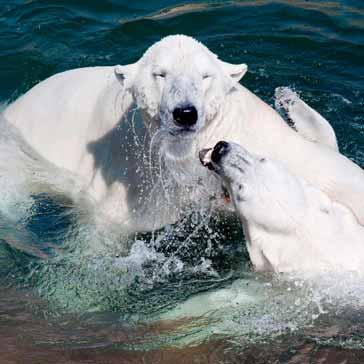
xmin=3 ymin=66 xmax=127 ymax=176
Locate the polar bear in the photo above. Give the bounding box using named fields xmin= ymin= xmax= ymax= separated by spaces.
xmin=200 ymin=141 xmax=364 ymax=273
xmin=3 ymin=35 xmax=364 ymax=233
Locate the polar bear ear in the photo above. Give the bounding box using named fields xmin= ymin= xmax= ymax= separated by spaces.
xmin=219 ymin=61 xmax=248 ymax=84
xmin=114 ymin=63 xmax=139 ymax=89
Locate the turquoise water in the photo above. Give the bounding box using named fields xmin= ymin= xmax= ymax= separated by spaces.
xmin=1 ymin=1 xmax=364 ymax=363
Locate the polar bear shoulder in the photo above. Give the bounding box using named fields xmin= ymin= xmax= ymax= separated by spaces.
xmin=3 ymin=66 xmax=133 ymax=176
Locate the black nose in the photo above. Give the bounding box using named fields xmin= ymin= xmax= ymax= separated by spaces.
xmin=211 ymin=141 xmax=230 ymax=164
xmin=173 ymin=105 xmax=198 ymax=127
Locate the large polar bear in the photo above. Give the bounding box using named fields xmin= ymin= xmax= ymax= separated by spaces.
xmin=200 ymin=141 xmax=364 ymax=274
xmin=3 ymin=35 xmax=364 ymax=233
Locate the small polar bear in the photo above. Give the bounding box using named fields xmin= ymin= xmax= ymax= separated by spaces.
xmin=3 ymin=35 xmax=364 ymax=234
xmin=200 ymin=141 xmax=364 ymax=274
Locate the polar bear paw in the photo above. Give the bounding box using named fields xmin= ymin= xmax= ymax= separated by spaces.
xmin=275 ymin=86 xmax=339 ymax=151
xmin=274 ymin=86 xmax=300 ymax=131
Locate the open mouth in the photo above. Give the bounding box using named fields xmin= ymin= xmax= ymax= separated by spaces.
xmin=199 ymin=148 xmax=215 ymax=171
xmin=199 ymin=141 xmax=231 ymax=172
xmin=199 ymin=146 xmax=231 ymax=203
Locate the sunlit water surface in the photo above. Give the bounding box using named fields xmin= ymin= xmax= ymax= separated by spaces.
xmin=1 ymin=0 xmax=364 ymax=363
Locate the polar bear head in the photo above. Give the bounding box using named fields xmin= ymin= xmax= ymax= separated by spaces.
xmin=200 ymin=141 xmax=307 ymax=233
xmin=114 ymin=35 xmax=247 ymax=157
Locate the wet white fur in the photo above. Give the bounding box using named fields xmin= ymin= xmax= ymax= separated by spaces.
xmin=3 ymin=35 xmax=364 ymax=233
xmin=217 ymin=143 xmax=364 ymax=274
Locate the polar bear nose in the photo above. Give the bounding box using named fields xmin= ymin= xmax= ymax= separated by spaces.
xmin=211 ymin=141 xmax=230 ymax=164
xmin=173 ymin=105 xmax=198 ymax=127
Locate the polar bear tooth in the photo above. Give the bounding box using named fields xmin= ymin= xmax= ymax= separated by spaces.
xmin=199 ymin=148 xmax=213 ymax=166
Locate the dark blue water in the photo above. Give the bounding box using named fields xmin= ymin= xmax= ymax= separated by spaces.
xmin=1 ymin=1 xmax=364 ymax=363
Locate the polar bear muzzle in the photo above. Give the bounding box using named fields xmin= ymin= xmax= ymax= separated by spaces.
xmin=199 ymin=140 xmax=231 ymax=172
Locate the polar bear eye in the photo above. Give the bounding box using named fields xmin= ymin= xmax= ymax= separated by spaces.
xmin=202 ymin=74 xmax=212 ymax=80
xmin=153 ymin=72 xmax=166 ymax=79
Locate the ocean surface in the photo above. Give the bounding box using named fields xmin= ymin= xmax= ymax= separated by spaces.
xmin=1 ymin=1 xmax=364 ymax=363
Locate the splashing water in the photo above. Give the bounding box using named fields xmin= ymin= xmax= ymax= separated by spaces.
xmin=1 ymin=71 xmax=364 ymax=359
